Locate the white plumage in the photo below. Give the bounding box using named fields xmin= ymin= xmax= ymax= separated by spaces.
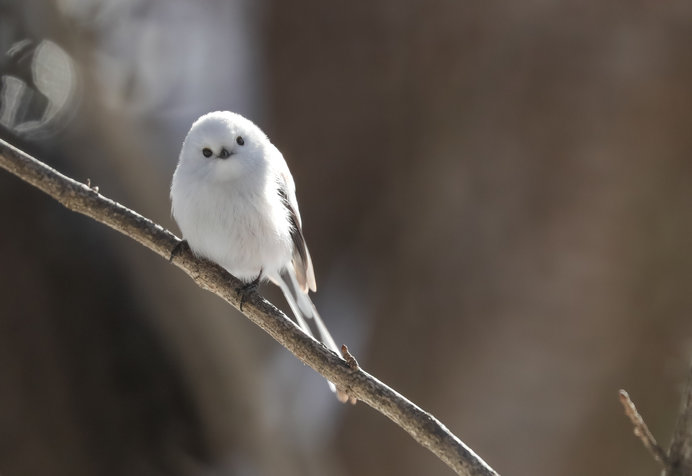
xmin=171 ymin=111 xmax=341 ymax=395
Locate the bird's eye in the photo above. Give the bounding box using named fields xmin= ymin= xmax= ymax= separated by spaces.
xmin=218 ymin=148 xmax=230 ymax=159
xmin=236 ymin=136 xmax=245 ymax=146
xmin=202 ymin=148 xmax=213 ymax=158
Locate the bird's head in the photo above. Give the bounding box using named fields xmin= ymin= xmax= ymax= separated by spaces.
xmin=178 ymin=111 xmax=270 ymax=183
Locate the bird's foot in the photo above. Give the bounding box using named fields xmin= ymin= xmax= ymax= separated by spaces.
xmin=169 ymin=240 xmax=190 ymax=262
xmin=237 ymin=271 xmax=262 ymax=312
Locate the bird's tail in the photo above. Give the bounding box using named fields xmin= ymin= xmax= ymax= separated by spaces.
xmin=272 ymin=267 xmax=339 ymax=393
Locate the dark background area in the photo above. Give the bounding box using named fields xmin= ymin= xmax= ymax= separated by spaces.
xmin=1 ymin=1 xmax=692 ymax=475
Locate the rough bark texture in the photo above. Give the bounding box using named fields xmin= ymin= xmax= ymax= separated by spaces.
xmin=668 ymin=366 xmax=692 ymax=476
xmin=620 ymin=365 xmax=692 ymax=476
xmin=0 ymin=137 xmax=498 ymax=476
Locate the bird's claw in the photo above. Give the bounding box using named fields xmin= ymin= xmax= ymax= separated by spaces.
xmin=237 ymin=273 xmax=262 ymax=312
xmin=169 ymin=240 xmax=189 ymax=262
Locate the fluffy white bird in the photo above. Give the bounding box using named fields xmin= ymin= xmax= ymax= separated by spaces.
xmin=171 ymin=111 xmax=342 ymax=396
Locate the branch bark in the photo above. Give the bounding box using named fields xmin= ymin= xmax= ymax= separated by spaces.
xmin=668 ymin=364 xmax=692 ymax=475
xmin=619 ymin=363 xmax=692 ymax=476
xmin=0 ymin=138 xmax=499 ymax=476
xmin=618 ymin=389 xmax=670 ymax=470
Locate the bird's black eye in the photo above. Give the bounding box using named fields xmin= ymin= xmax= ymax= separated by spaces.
xmin=202 ymin=148 xmax=213 ymax=158
xmin=218 ymin=148 xmax=230 ymax=159
xmin=236 ymin=136 xmax=245 ymax=146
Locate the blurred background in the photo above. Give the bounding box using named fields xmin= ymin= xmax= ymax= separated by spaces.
xmin=1 ymin=1 xmax=692 ymax=475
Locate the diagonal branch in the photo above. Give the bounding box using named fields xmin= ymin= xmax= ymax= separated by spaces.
xmin=618 ymin=389 xmax=670 ymax=470
xmin=667 ymin=363 xmax=692 ymax=476
xmin=0 ymin=138 xmax=499 ymax=476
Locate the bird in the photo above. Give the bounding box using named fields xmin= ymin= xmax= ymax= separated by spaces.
xmin=170 ymin=111 xmax=347 ymax=400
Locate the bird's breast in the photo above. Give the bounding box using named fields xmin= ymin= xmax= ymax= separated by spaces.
xmin=173 ymin=179 xmax=293 ymax=281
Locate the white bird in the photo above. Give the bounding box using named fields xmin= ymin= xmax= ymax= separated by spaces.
xmin=171 ymin=111 xmax=344 ymax=397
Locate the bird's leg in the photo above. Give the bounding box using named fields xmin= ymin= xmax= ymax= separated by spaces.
xmin=237 ymin=269 xmax=262 ymax=312
xmin=169 ymin=240 xmax=190 ymax=262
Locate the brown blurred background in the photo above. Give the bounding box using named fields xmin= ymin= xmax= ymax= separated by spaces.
xmin=2 ymin=1 xmax=692 ymax=475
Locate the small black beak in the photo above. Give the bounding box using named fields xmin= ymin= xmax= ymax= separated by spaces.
xmin=217 ymin=148 xmax=233 ymax=159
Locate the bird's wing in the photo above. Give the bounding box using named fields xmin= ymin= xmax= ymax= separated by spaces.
xmin=278 ymin=172 xmax=316 ymax=293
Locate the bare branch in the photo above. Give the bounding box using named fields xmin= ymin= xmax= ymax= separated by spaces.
xmin=618 ymin=389 xmax=670 ymax=470
xmin=0 ymin=138 xmax=499 ymax=476
xmin=667 ymin=364 xmax=692 ymax=476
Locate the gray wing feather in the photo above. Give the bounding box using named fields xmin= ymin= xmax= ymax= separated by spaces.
xmin=278 ymin=177 xmax=316 ymax=293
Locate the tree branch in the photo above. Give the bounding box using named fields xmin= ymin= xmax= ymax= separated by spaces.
xmin=667 ymin=363 xmax=692 ymax=475
xmin=619 ymin=362 xmax=692 ymax=476
xmin=618 ymin=389 xmax=670 ymax=470
xmin=0 ymin=138 xmax=499 ymax=476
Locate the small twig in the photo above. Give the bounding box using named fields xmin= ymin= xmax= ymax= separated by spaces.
xmin=619 ymin=389 xmax=670 ymax=469
xmin=85 ymin=177 xmax=99 ymax=193
xmin=341 ymin=344 xmax=360 ymax=370
xmin=337 ymin=344 xmax=359 ymax=405
xmin=667 ymin=363 xmax=692 ymax=475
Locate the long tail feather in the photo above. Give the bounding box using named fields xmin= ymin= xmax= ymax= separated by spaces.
xmin=275 ymin=273 xmax=314 ymax=338
xmin=272 ymin=268 xmax=340 ymax=393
